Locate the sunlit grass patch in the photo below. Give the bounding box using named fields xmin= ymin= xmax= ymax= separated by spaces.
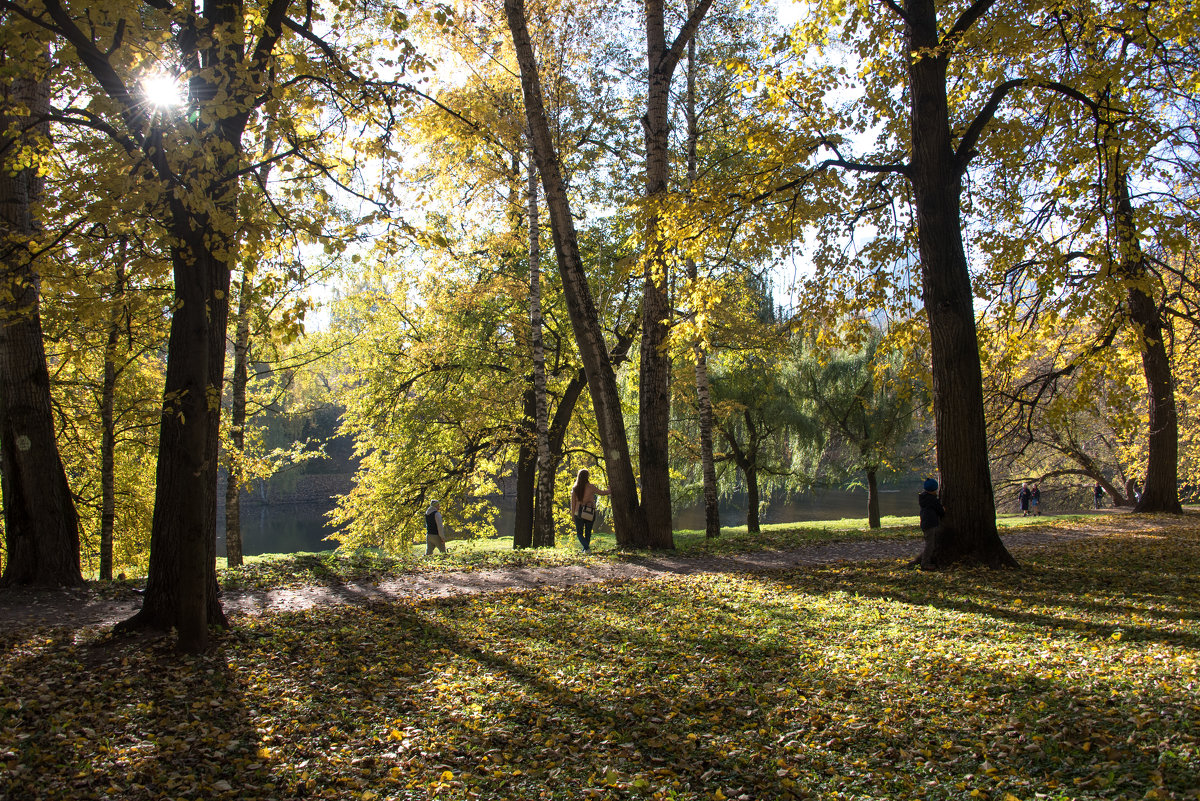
xmin=6 ymin=518 xmax=1198 ymax=800
xmin=216 ymin=513 xmax=1099 ymax=589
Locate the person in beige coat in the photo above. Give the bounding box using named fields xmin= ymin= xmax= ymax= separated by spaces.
xmin=569 ymin=469 xmax=610 ymax=553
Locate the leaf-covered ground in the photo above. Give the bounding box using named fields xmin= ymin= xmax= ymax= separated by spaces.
xmin=3 ymin=516 xmax=1198 ymax=800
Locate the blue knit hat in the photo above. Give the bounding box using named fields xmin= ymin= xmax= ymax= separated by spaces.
xmin=923 ymin=478 xmax=938 ymax=492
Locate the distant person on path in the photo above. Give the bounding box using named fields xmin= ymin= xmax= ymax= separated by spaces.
xmin=918 ymin=478 xmax=945 ymax=549
xmin=1094 ymin=482 xmax=1105 ymax=509
xmin=570 ymin=468 xmax=610 ymax=553
xmin=424 ymin=499 xmax=447 ymax=556
xmin=1018 ymin=483 xmax=1032 ymax=516
xmin=1031 ymin=483 xmax=1041 ymax=515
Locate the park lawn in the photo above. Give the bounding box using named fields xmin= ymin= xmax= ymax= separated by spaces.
xmin=216 ymin=512 xmax=1095 ymax=590
xmin=3 ymin=516 xmax=1197 ymax=800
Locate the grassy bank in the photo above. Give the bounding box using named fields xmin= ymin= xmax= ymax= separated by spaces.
xmin=2 ymin=515 xmax=1196 ymax=800
xmin=215 ymin=512 xmax=1094 ymax=590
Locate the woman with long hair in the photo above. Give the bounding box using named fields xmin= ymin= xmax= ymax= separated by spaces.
xmin=569 ymin=468 xmax=610 ymax=553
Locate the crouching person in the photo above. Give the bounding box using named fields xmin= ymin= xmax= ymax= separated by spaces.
xmin=914 ymin=477 xmax=946 ymax=569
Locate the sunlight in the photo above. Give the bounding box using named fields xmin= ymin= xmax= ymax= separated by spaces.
xmin=140 ymin=71 xmax=185 ymax=109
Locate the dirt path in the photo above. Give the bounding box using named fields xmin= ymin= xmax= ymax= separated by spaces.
xmin=0 ymin=522 xmax=1117 ymax=634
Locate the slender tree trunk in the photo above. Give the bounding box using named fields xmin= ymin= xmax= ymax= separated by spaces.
xmin=223 ymin=266 xmax=253 ymax=567
xmin=505 ymin=0 xmax=647 ymax=547
xmin=0 ymin=43 xmax=83 ymax=588
xmin=744 ymin=461 xmax=760 ymax=534
xmin=99 ymin=251 xmax=127 ymax=581
xmin=1106 ymin=163 xmax=1181 ymax=514
xmin=527 ymin=147 xmax=556 ymax=548
xmin=513 ymin=383 xmax=536 ymax=549
xmin=906 ymin=0 xmax=1015 ymax=569
xmin=685 ymin=24 xmax=719 ymax=539
xmin=866 ymin=467 xmax=881 ymax=529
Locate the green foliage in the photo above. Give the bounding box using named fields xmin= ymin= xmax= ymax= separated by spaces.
xmin=4 ymin=516 xmax=1199 ymax=799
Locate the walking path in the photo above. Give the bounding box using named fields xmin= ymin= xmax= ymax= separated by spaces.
xmin=0 ymin=523 xmax=1107 ymax=634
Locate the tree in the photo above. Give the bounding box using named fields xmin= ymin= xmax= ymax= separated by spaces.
xmin=505 ymin=0 xmax=648 ymax=547
xmin=0 ymin=30 xmax=83 ymax=587
xmin=15 ymin=0 xmax=418 ymax=650
xmin=635 ymin=0 xmax=715 ymax=548
xmin=966 ymin=1 xmax=1197 ymax=515
xmin=792 ymin=328 xmax=927 ymax=528
xmin=749 ymin=0 xmax=1038 ymax=567
xmin=709 ymin=355 xmax=813 ymax=533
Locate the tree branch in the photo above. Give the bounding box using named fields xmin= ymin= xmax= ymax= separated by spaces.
xmin=659 ymin=0 xmax=717 ymax=78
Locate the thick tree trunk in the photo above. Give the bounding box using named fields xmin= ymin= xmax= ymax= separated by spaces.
xmin=866 ymin=468 xmax=881 ymax=529
xmin=685 ymin=27 xmax=719 ymax=539
xmin=119 ymin=215 xmax=230 ymax=650
xmin=637 ymin=0 xmax=712 ymax=550
xmin=505 ymin=0 xmax=647 ymax=547
xmin=1106 ymin=165 xmax=1181 ymax=514
xmin=907 ymin=0 xmax=1015 ymax=569
xmin=513 ymin=383 xmax=536 ymax=549
xmin=99 ymin=255 xmax=127 ymax=581
xmin=223 ymin=267 xmax=253 ymax=567
xmin=0 ymin=45 xmax=83 ymax=588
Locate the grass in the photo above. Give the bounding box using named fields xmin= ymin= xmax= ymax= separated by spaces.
xmin=214 ymin=511 xmax=1097 ymax=590
xmin=2 ymin=514 xmax=1197 ymax=800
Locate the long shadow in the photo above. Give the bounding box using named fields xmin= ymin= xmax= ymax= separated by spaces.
xmin=0 ymin=629 xmax=274 ymax=800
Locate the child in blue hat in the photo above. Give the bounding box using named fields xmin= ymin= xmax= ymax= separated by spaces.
xmin=919 ymin=478 xmax=944 ymax=535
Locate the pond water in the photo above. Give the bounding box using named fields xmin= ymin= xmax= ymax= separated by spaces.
xmin=219 ymin=485 xmax=1095 ymax=557
xmin=217 ymin=502 xmax=335 ymax=558
xmin=218 ymin=488 xmax=916 ymax=557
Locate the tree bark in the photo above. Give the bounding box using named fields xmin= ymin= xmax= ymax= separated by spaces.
xmin=636 ymin=0 xmax=713 ymax=549
xmin=744 ymin=461 xmax=760 ymax=534
xmin=866 ymin=467 xmax=881 ymax=529
xmin=527 ymin=147 xmax=556 ymax=548
xmin=513 ymin=383 xmax=536 ymax=549
xmin=223 ymin=266 xmax=253 ymax=567
xmin=685 ymin=23 xmax=719 ymax=539
xmin=1106 ymin=163 xmax=1181 ymax=514
xmin=907 ymin=0 xmax=1016 ymax=569
xmin=505 ymin=0 xmax=647 ymax=547
xmin=0 ymin=41 xmax=83 ymax=588
xmin=99 ymin=250 xmax=127 ymax=581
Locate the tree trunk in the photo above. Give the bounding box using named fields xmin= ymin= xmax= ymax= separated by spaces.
xmin=119 ymin=214 xmax=229 ymax=650
xmin=112 ymin=0 xmax=253 ymax=649
xmin=223 ymin=266 xmax=253 ymax=567
xmin=527 ymin=147 xmax=557 ymax=548
xmin=744 ymin=461 xmax=760 ymax=534
xmin=636 ymin=0 xmax=711 ymax=550
xmin=1106 ymin=164 xmax=1181 ymax=514
xmin=866 ymin=467 xmax=881 ymax=529
xmin=99 ymin=252 xmax=127 ymax=581
xmin=513 ymin=383 xmax=536 ymax=549
xmin=685 ymin=24 xmax=719 ymax=540
xmin=0 ymin=43 xmax=83 ymax=588
xmin=505 ymin=0 xmax=647 ymax=547
xmin=906 ymin=0 xmax=1015 ymax=569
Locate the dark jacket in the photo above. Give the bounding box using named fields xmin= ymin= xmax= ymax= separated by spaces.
xmin=918 ymin=491 xmax=944 ymax=531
